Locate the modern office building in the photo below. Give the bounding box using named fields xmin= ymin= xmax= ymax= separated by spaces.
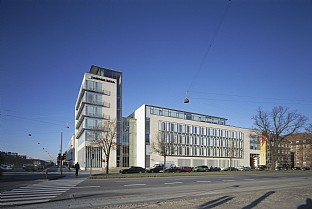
xmin=74 ymin=66 xmax=122 ymax=170
xmin=74 ymin=66 xmax=262 ymax=171
xmin=126 ymin=104 xmax=261 ymax=169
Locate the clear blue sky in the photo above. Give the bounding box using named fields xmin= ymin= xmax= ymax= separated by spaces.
xmin=1 ymin=0 xmax=311 ymax=161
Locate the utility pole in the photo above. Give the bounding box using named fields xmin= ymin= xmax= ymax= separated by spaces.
xmin=60 ymin=132 xmax=63 ymax=176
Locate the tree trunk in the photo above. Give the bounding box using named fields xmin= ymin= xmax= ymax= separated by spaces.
xmin=163 ymin=155 xmax=167 ymax=171
xmin=106 ymin=155 xmax=109 ymax=174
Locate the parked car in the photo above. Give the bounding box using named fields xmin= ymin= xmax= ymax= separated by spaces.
xmin=223 ymin=167 xmax=238 ymax=171
xmin=0 ymin=164 xmax=13 ymax=172
xmin=256 ymin=165 xmax=267 ymax=171
xmin=163 ymin=166 xmax=181 ymax=173
xmin=237 ymin=166 xmax=251 ymax=171
xmin=211 ymin=167 xmax=221 ymax=172
xmin=179 ymin=166 xmax=193 ymax=172
xmin=301 ymin=166 xmax=311 ymax=171
xmin=147 ymin=165 xmax=164 ymax=173
xmin=120 ymin=166 xmax=146 ymax=174
xmin=292 ymin=166 xmax=301 ymax=170
xmin=193 ymin=165 xmax=209 ymax=172
xmin=275 ymin=166 xmax=285 ymax=171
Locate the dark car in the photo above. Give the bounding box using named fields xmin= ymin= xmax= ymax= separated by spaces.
xmin=292 ymin=166 xmax=301 ymax=170
xmin=163 ymin=166 xmax=181 ymax=173
xmin=223 ymin=167 xmax=238 ymax=171
xmin=301 ymin=166 xmax=311 ymax=170
xmin=193 ymin=165 xmax=209 ymax=172
xmin=212 ymin=167 xmax=221 ymax=172
xmin=256 ymin=165 xmax=267 ymax=171
xmin=147 ymin=165 xmax=164 ymax=173
xmin=275 ymin=165 xmax=285 ymax=171
xmin=120 ymin=166 xmax=146 ymax=174
xmin=179 ymin=166 xmax=193 ymax=172
xmin=23 ymin=164 xmax=36 ymax=172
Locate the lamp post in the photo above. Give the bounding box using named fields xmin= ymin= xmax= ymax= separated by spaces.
xmin=60 ymin=125 xmax=69 ymax=176
xmin=60 ymin=132 xmax=63 ymax=176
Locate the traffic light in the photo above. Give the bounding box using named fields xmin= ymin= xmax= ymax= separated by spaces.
xmin=62 ymin=153 xmax=67 ymax=160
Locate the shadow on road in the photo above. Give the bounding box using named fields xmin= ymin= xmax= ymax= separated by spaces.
xmin=241 ymin=191 xmax=275 ymax=209
xmin=198 ymin=196 xmax=234 ymax=209
xmin=297 ymin=198 xmax=312 ymax=209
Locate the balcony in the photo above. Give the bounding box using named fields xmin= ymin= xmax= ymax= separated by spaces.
xmin=76 ymin=97 xmax=110 ymax=120
xmin=76 ymin=112 xmax=110 ymax=129
xmin=76 ymin=84 xmax=111 ymax=110
xmin=76 ymin=124 xmax=108 ymax=139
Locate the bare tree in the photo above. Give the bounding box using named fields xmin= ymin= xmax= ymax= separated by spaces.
xmin=306 ymin=124 xmax=312 ymax=133
xmin=252 ymin=106 xmax=307 ymax=170
xmin=151 ymin=131 xmax=176 ymax=170
xmin=92 ymin=120 xmax=117 ymax=174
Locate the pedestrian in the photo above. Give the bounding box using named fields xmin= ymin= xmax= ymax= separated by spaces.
xmin=75 ymin=162 xmax=80 ymax=176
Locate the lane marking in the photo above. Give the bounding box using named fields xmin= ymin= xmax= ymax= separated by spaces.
xmin=196 ymin=181 xmax=211 ymax=183
xmin=164 ymin=182 xmax=183 ymax=185
xmin=244 ymin=179 xmax=255 ymax=181
xmin=72 ymin=186 xmax=101 ymax=189
xmin=222 ymin=180 xmax=235 ymax=182
xmin=123 ymin=184 xmax=146 ymax=187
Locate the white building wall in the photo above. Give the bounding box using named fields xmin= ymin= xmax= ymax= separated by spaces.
xmin=133 ymin=105 xmax=146 ymax=167
xmin=75 ymin=72 xmax=118 ymax=170
xmin=147 ymin=111 xmax=251 ymax=169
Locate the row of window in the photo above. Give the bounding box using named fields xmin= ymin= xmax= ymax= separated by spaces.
xmin=160 ymin=132 xmax=243 ymax=148
xmin=147 ymin=106 xmax=226 ymax=125
xmin=168 ymin=145 xmax=243 ymax=158
xmin=159 ymin=121 xmax=243 ymax=139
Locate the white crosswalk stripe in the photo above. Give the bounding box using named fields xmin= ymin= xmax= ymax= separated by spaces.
xmin=0 ymin=178 xmax=84 ymax=206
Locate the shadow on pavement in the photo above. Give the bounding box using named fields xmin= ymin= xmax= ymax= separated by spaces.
xmin=241 ymin=191 xmax=275 ymax=209
xmin=198 ymin=196 xmax=234 ymax=209
xmin=297 ymin=198 xmax=312 ymax=209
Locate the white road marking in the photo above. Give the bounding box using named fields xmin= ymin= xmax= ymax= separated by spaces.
xmin=244 ymin=179 xmax=255 ymax=181
xmin=123 ymin=184 xmax=146 ymax=187
xmin=222 ymin=180 xmax=236 ymax=182
xmin=73 ymin=186 xmax=101 ymax=188
xmin=164 ymin=182 xmax=183 ymax=185
xmin=196 ymin=181 xmax=211 ymax=183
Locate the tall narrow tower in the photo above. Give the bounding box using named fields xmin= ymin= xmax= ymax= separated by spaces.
xmin=75 ymin=66 xmax=122 ymax=170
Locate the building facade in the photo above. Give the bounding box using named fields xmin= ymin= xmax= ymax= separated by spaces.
xmin=73 ymin=66 xmax=263 ymax=170
xmin=286 ymin=133 xmax=312 ymax=168
xmin=74 ymin=66 xmax=122 ymax=170
xmin=126 ymin=104 xmax=260 ymax=169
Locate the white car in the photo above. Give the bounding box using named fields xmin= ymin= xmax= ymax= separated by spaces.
xmin=0 ymin=164 xmax=13 ymax=172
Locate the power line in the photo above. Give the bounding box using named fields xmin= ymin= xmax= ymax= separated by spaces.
xmin=0 ymin=113 xmax=68 ymax=127
xmin=186 ymin=0 xmax=232 ymax=95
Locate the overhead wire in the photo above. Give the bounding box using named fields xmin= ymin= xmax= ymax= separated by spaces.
xmin=186 ymin=0 xmax=232 ymax=97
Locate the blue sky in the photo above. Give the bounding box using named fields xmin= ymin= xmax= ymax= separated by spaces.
xmin=1 ymin=0 xmax=311 ymax=161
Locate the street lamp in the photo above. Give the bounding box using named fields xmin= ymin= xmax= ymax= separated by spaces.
xmin=60 ymin=125 xmax=69 ymax=176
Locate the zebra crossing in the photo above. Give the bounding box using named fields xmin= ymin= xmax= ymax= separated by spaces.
xmin=0 ymin=178 xmax=85 ymax=206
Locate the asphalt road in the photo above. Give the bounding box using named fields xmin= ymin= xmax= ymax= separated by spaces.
xmin=4 ymin=171 xmax=311 ymax=209
xmin=0 ymin=171 xmax=73 ymax=192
